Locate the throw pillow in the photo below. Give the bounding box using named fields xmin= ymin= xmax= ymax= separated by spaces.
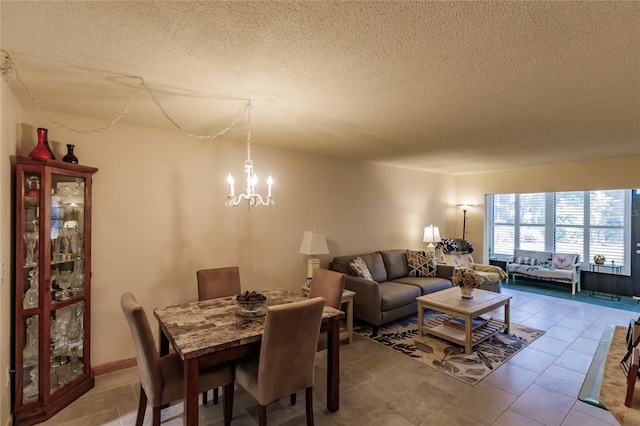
xmin=349 ymin=257 xmax=374 ymax=280
xmin=551 ymin=253 xmax=577 ymax=269
xmin=406 ymin=250 xmax=437 ymax=277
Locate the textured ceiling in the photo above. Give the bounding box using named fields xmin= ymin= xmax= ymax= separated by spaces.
xmin=1 ymin=1 xmax=639 ymax=174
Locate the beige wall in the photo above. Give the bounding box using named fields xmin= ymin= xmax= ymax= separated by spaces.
xmin=5 ymin=105 xmax=455 ymax=375
xmin=454 ymin=157 xmax=640 ymax=262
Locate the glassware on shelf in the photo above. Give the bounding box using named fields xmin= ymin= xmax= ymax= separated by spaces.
xmin=23 ymin=315 xmax=39 ymax=366
xmin=56 ymin=270 xmax=72 ymax=301
xmin=70 ymin=347 xmax=83 ymax=379
xmin=70 ymin=231 xmax=82 ymax=258
xmin=57 ymin=354 xmax=70 ymax=387
xmin=49 ymin=363 xmax=59 ymax=394
xmin=23 ymin=228 xmax=39 ymax=268
xmin=51 ymin=236 xmax=63 ymax=263
xmin=22 ymin=368 xmax=39 ymax=404
xmin=50 ymin=318 xmax=63 ymax=353
xmin=24 ymin=176 xmax=40 ymax=207
xmin=66 ymin=303 xmax=84 ymax=345
xmin=23 ymin=270 xmax=39 ymax=309
xmin=70 ymin=260 xmax=84 ymax=295
xmin=59 ymin=227 xmax=73 ymax=261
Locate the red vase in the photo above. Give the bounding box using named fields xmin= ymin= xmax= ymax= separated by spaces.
xmin=28 ymin=128 xmax=52 ymax=160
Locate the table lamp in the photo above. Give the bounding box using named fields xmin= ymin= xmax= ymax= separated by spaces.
xmin=423 ymin=225 xmax=441 ymax=257
xmin=298 ymin=230 xmax=329 ymax=286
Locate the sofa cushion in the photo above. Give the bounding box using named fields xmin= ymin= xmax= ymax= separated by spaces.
xmin=362 ymin=252 xmax=387 ymax=282
xmin=350 ymin=257 xmax=373 ymax=280
xmin=379 ymin=282 xmax=421 ymax=311
xmin=379 ymin=249 xmax=409 ymax=280
xmin=551 ymin=253 xmax=578 ymax=269
xmin=405 ymin=250 xmax=437 ymax=277
xmin=391 ymin=276 xmax=452 ymax=295
xmin=513 ymin=249 xmax=552 ymax=266
xmin=330 ymin=252 xmax=387 ymax=282
xmin=516 ymin=256 xmax=538 ymax=266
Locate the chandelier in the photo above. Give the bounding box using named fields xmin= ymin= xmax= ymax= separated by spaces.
xmin=225 ymin=102 xmax=274 ymax=208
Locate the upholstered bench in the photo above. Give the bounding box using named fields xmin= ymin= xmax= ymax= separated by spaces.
xmin=506 ymin=249 xmax=581 ymax=294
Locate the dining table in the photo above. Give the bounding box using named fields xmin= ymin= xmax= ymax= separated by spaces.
xmin=153 ymin=288 xmax=344 ymax=426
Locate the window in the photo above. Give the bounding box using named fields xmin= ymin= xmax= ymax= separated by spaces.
xmin=486 ymin=190 xmax=633 ymax=275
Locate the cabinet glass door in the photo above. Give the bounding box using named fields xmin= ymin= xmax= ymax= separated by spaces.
xmin=49 ymin=301 xmax=85 ymax=394
xmin=50 ymin=176 xmax=86 ymax=304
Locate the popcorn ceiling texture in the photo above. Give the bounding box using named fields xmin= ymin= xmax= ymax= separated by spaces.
xmin=1 ymin=1 xmax=638 ymax=174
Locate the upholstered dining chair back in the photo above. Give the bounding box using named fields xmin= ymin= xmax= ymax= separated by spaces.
xmin=120 ymin=292 xmax=164 ymax=406
xmin=197 ymin=266 xmax=242 ymax=300
xmin=309 ymin=268 xmax=345 ymax=310
xmin=121 ymin=292 xmax=234 ymax=426
xmin=235 ymin=296 xmax=324 ymax=425
xmin=196 ymin=266 xmax=242 ymax=405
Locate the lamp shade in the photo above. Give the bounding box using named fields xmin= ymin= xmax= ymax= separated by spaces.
xmin=422 ymin=225 xmax=441 ymax=243
xmin=298 ymin=230 xmax=329 ymax=255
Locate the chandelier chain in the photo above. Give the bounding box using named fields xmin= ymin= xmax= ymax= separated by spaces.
xmin=1 ymin=50 xmax=250 ymax=139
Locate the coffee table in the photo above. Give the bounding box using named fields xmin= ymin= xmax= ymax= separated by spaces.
xmin=417 ymin=287 xmax=511 ymax=354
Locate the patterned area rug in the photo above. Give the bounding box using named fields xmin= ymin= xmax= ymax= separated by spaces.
xmin=354 ymin=312 xmax=544 ymax=385
xmin=592 ymin=325 xmax=640 ymax=425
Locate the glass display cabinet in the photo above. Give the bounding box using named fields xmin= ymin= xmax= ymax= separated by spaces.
xmin=13 ymin=157 xmax=98 ymax=426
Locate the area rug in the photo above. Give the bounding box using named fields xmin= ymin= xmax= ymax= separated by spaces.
xmin=580 ymin=325 xmax=640 ymax=425
xmin=354 ymin=312 xmax=544 ymax=385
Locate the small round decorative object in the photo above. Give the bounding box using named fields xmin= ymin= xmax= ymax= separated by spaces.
xmin=593 ymin=254 xmax=606 ymax=265
xmin=235 ymin=291 xmax=267 ymax=317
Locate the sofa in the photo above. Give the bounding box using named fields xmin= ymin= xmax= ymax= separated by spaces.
xmin=328 ymin=249 xmax=454 ymax=334
xmin=506 ymin=249 xmax=581 ymax=294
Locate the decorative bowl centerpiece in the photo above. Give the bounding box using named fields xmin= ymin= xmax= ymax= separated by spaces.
xmin=593 ymin=254 xmax=606 ymax=265
xmin=235 ymin=291 xmax=268 ymax=317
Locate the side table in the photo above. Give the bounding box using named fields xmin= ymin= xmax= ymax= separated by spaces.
xmin=301 ymin=285 xmax=355 ymax=344
xmin=489 ymin=258 xmax=507 ymax=270
xmin=589 ymin=263 xmax=623 ymax=301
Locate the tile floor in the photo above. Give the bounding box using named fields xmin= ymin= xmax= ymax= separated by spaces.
xmin=36 ymin=286 xmax=637 ymax=425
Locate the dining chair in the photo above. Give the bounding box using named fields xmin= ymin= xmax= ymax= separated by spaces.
xmin=309 ymin=268 xmax=345 ymax=351
xmin=120 ymin=292 xmax=234 ymax=426
xmin=196 ymin=266 xmax=242 ymax=404
xmin=234 ymin=297 xmax=325 ymax=426
xmin=289 ymin=268 xmax=345 ymax=406
xmin=197 ymin=266 xmax=242 ymax=300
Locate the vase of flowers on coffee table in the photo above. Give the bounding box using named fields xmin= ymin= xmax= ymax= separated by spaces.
xmin=452 ymin=269 xmax=482 ymax=299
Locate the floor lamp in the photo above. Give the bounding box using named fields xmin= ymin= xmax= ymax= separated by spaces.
xmin=457 ymin=204 xmax=473 ymax=239
xmin=298 ymin=230 xmax=329 ymax=287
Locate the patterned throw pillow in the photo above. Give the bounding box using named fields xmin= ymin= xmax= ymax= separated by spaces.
xmin=551 ymin=253 xmax=577 ymax=269
xmin=349 ymin=257 xmax=374 ymax=280
xmin=517 ymin=256 xmax=537 ymax=266
xmin=406 ymin=250 xmax=437 ymax=277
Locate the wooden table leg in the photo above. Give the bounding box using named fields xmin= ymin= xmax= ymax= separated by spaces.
xmin=184 ymin=358 xmax=200 ymax=425
xmin=464 ymin=313 xmax=472 ymax=354
xmin=326 ymin=319 xmax=340 ymax=412
xmin=417 ymin=302 xmax=424 ymax=336
xmin=346 ymin=297 xmax=354 ymax=344
xmin=504 ymin=300 xmax=510 ymax=333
